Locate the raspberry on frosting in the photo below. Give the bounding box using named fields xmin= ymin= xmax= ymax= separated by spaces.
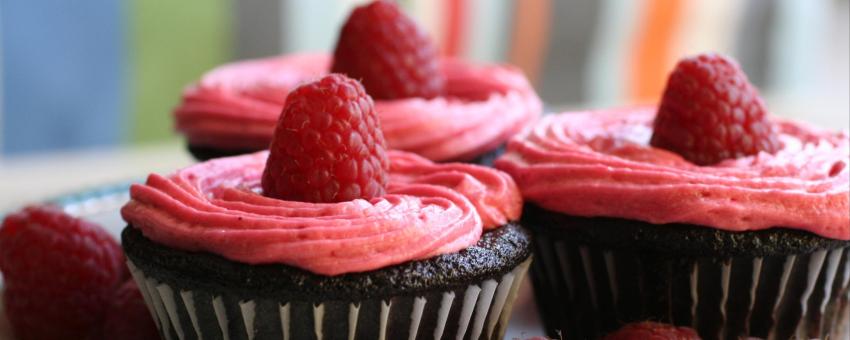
xmin=173 ymin=55 xmax=541 ymax=162
xmin=122 ymin=150 xmax=522 ymax=275
xmin=651 ymin=53 xmax=780 ymax=165
xmin=495 ymin=107 xmax=850 ymax=240
xmin=262 ymin=74 xmax=390 ymax=203
xmin=175 ymin=2 xmax=541 ymax=163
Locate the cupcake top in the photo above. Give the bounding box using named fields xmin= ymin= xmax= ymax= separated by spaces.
xmin=494 ymin=107 xmax=849 ymax=240
xmin=122 ymin=150 xmax=522 ymax=275
xmin=174 ymin=53 xmax=541 ymax=162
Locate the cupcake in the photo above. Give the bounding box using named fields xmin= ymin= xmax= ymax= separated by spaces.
xmin=123 ymin=74 xmax=532 ymax=340
xmin=495 ymin=54 xmax=850 ymax=339
xmin=175 ymin=0 xmax=541 ymax=164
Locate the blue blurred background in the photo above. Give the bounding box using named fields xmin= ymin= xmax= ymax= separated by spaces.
xmin=1 ymin=0 xmax=848 ymax=157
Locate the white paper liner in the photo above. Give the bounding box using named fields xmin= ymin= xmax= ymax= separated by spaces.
xmin=213 ymin=296 xmax=230 ymax=340
xmin=128 ymin=258 xmax=531 ymax=340
xmin=347 ymin=303 xmax=358 ymax=340
xmin=280 ymin=303 xmax=291 ymax=340
xmin=433 ymin=292 xmax=455 ymax=340
xmin=529 ymin=236 xmax=850 ymax=340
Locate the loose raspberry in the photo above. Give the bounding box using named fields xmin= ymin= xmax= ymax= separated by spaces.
xmin=101 ymin=279 xmax=159 ymax=340
xmin=331 ymin=0 xmax=445 ymax=100
xmin=0 ymin=205 xmax=126 ymax=340
xmin=604 ymin=321 xmax=701 ymax=340
xmin=650 ymin=53 xmax=780 ymax=165
xmin=262 ymin=74 xmax=390 ymax=202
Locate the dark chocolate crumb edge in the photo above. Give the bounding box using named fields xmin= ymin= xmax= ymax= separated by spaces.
xmin=523 ymin=203 xmax=849 ymax=258
xmin=122 ymin=222 xmax=531 ymax=302
xmin=187 ymin=144 xmax=264 ymax=161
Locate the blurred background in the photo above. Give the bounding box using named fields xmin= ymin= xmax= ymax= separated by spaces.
xmin=0 ymin=0 xmax=849 ymax=206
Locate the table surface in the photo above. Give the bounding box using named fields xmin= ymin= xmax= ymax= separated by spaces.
xmin=0 ymin=142 xmax=194 ymax=213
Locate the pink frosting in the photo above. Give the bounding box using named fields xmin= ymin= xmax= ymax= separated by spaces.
xmin=174 ymin=53 xmax=542 ymax=161
xmin=494 ymin=107 xmax=850 ymax=240
xmin=121 ymin=150 xmax=522 ymax=275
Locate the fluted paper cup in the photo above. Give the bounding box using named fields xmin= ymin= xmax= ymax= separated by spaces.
xmin=122 ymin=224 xmax=533 ymax=340
xmin=523 ymin=204 xmax=850 ymax=340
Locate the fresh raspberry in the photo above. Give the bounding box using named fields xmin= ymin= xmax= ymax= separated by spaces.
xmin=650 ymin=53 xmax=780 ymax=165
xmin=101 ymin=279 xmax=159 ymax=340
xmin=331 ymin=0 xmax=445 ymax=100
xmin=262 ymin=74 xmax=390 ymax=203
xmin=604 ymin=321 xmax=701 ymax=340
xmin=0 ymin=205 xmax=126 ymax=340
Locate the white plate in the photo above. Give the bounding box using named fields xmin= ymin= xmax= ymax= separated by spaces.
xmin=0 ymin=183 xmax=545 ymax=340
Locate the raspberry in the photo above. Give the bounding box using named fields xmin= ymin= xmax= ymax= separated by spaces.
xmin=0 ymin=205 xmax=126 ymax=340
xmin=331 ymin=0 xmax=445 ymax=100
xmin=604 ymin=322 xmax=701 ymax=340
xmin=101 ymin=279 xmax=159 ymax=340
xmin=262 ymin=74 xmax=390 ymax=203
xmin=650 ymin=53 xmax=780 ymax=165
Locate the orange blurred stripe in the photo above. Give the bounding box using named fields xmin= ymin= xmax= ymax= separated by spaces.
xmin=629 ymin=0 xmax=684 ymax=104
xmin=509 ymin=0 xmax=552 ymax=86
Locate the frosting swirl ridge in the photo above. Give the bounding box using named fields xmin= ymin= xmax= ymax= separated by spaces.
xmin=122 ymin=151 xmax=522 ymax=275
xmin=494 ymin=107 xmax=850 ymax=240
xmin=173 ymin=54 xmax=542 ymax=161
xmin=175 ymin=54 xmax=326 ymax=150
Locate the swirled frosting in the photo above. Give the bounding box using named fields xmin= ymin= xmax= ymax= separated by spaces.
xmin=494 ymin=107 xmax=850 ymax=240
xmin=174 ymin=53 xmax=542 ymax=161
xmin=121 ymin=150 xmax=522 ymax=275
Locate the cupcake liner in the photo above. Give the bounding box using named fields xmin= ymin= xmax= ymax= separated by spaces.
xmin=127 ymin=258 xmax=531 ymax=340
xmin=530 ymin=236 xmax=850 ymax=340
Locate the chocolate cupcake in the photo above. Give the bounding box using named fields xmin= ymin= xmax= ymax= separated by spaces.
xmin=174 ymin=1 xmax=541 ymax=164
xmin=123 ymin=74 xmax=532 ymax=340
xmin=495 ymin=55 xmax=850 ymax=340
